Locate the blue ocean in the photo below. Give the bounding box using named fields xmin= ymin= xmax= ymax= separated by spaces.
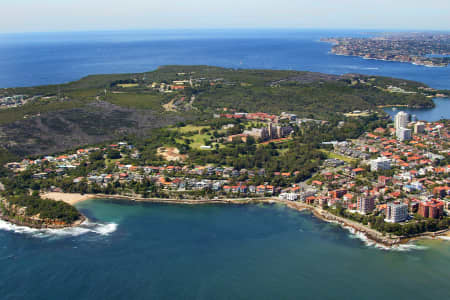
xmin=1 ymin=200 xmax=449 ymax=300
xmin=0 ymin=29 xmax=449 ymax=89
xmin=0 ymin=30 xmax=450 ymax=299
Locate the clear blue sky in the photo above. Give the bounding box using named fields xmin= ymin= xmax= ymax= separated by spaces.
xmin=1 ymin=0 xmax=449 ymax=33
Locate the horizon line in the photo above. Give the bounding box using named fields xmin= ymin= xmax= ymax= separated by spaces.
xmin=1 ymin=27 xmax=449 ymax=35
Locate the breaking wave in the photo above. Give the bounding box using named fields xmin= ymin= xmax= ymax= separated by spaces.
xmin=343 ymin=225 xmax=427 ymax=251
xmin=325 ymin=219 xmax=427 ymax=251
xmin=0 ymin=219 xmax=117 ymax=239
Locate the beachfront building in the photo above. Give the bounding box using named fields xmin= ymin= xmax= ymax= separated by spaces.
xmin=357 ymin=196 xmax=375 ymax=214
xmin=418 ymin=200 xmax=444 ymax=219
xmin=279 ymin=192 xmax=298 ymax=201
xmin=385 ymin=202 xmax=409 ymax=223
xmin=370 ymin=157 xmax=391 ymax=172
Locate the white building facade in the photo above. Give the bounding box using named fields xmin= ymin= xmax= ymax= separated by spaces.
xmin=385 ymin=202 xmax=408 ymax=223
xmin=370 ymin=157 xmax=391 ymax=172
xmin=394 ymin=111 xmax=409 ymax=131
xmin=414 ymin=122 xmax=425 ymax=134
xmin=397 ymin=127 xmax=412 ymax=141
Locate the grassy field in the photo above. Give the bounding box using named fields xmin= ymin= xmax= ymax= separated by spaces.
xmin=244 ymin=121 xmax=266 ymax=129
xmin=320 ymin=149 xmax=357 ymax=164
xmin=176 ymin=133 xmax=212 ymax=149
xmin=171 ymin=125 xmax=209 ymax=134
xmin=170 ymin=124 xmax=228 ymax=150
xmin=117 ymin=84 xmax=139 ymax=88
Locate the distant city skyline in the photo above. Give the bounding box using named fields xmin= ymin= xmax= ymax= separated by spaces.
xmin=1 ymin=0 xmax=449 ymax=33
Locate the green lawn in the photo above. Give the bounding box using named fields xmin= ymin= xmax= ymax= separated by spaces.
xmin=176 ymin=132 xmax=213 ymax=149
xmin=320 ymin=149 xmax=357 ymax=164
xmin=171 ymin=125 xmax=209 ymax=134
xmin=244 ymin=121 xmax=266 ymax=129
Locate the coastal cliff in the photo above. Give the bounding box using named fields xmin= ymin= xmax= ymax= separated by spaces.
xmin=0 ymin=196 xmax=84 ymax=229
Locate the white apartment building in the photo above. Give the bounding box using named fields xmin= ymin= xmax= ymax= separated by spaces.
xmin=385 ymin=202 xmax=408 ymax=223
xmin=279 ymin=193 xmax=298 ymax=201
xmin=397 ymin=127 xmax=412 ymax=141
xmin=370 ymin=157 xmax=391 ymax=172
xmin=414 ymin=122 xmax=425 ymax=134
xmin=394 ymin=111 xmax=409 ymax=131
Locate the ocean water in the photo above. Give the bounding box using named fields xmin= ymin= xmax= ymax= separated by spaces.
xmin=0 ymin=199 xmax=449 ymax=300
xmin=0 ymin=29 xmax=449 ymax=89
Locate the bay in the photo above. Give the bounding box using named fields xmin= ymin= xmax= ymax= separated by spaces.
xmin=0 ymin=200 xmax=449 ymax=300
xmin=384 ymin=98 xmax=450 ymax=122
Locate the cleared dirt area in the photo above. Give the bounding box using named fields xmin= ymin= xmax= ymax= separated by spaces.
xmin=157 ymin=147 xmax=187 ymax=162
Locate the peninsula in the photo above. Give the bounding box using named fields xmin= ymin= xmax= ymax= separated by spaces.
xmin=322 ymin=33 xmax=450 ymax=67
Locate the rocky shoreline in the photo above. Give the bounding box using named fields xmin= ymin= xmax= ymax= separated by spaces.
xmin=3 ymin=193 xmax=448 ymax=247
xmin=0 ymin=212 xmax=86 ymax=229
xmin=81 ymin=195 xmax=407 ymax=246
xmin=0 ymin=196 xmax=86 ymax=229
xmin=98 ymin=195 xmax=450 ymax=247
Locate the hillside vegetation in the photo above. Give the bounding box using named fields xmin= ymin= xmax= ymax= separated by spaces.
xmin=0 ymin=65 xmax=436 ymax=158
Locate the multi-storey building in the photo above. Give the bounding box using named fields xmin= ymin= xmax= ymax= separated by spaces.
xmin=414 ymin=122 xmax=425 ymax=134
xmin=385 ymin=202 xmax=409 ymax=223
xmin=357 ymin=196 xmax=375 ymax=214
xmin=394 ymin=111 xmax=409 ymax=131
xmin=396 ymin=127 xmax=412 ymax=141
xmin=370 ymin=157 xmax=391 ymax=172
xmin=243 ymin=122 xmax=292 ymax=141
xmin=418 ymin=200 xmax=444 ymax=219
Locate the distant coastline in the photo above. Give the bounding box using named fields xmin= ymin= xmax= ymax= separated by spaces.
xmin=321 ymin=35 xmax=450 ymax=68
xmin=329 ymin=51 xmax=448 ymax=68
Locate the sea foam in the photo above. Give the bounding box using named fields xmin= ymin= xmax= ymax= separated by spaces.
xmin=0 ymin=219 xmax=117 ymax=239
xmin=343 ymin=225 xmax=427 ymax=251
xmin=325 ymin=219 xmax=427 ymax=251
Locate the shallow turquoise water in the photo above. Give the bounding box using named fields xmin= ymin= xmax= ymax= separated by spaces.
xmin=0 ymin=199 xmax=448 ymax=300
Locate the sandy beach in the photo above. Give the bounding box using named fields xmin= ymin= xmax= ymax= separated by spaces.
xmin=41 ymin=192 xmax=97 ymax=205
